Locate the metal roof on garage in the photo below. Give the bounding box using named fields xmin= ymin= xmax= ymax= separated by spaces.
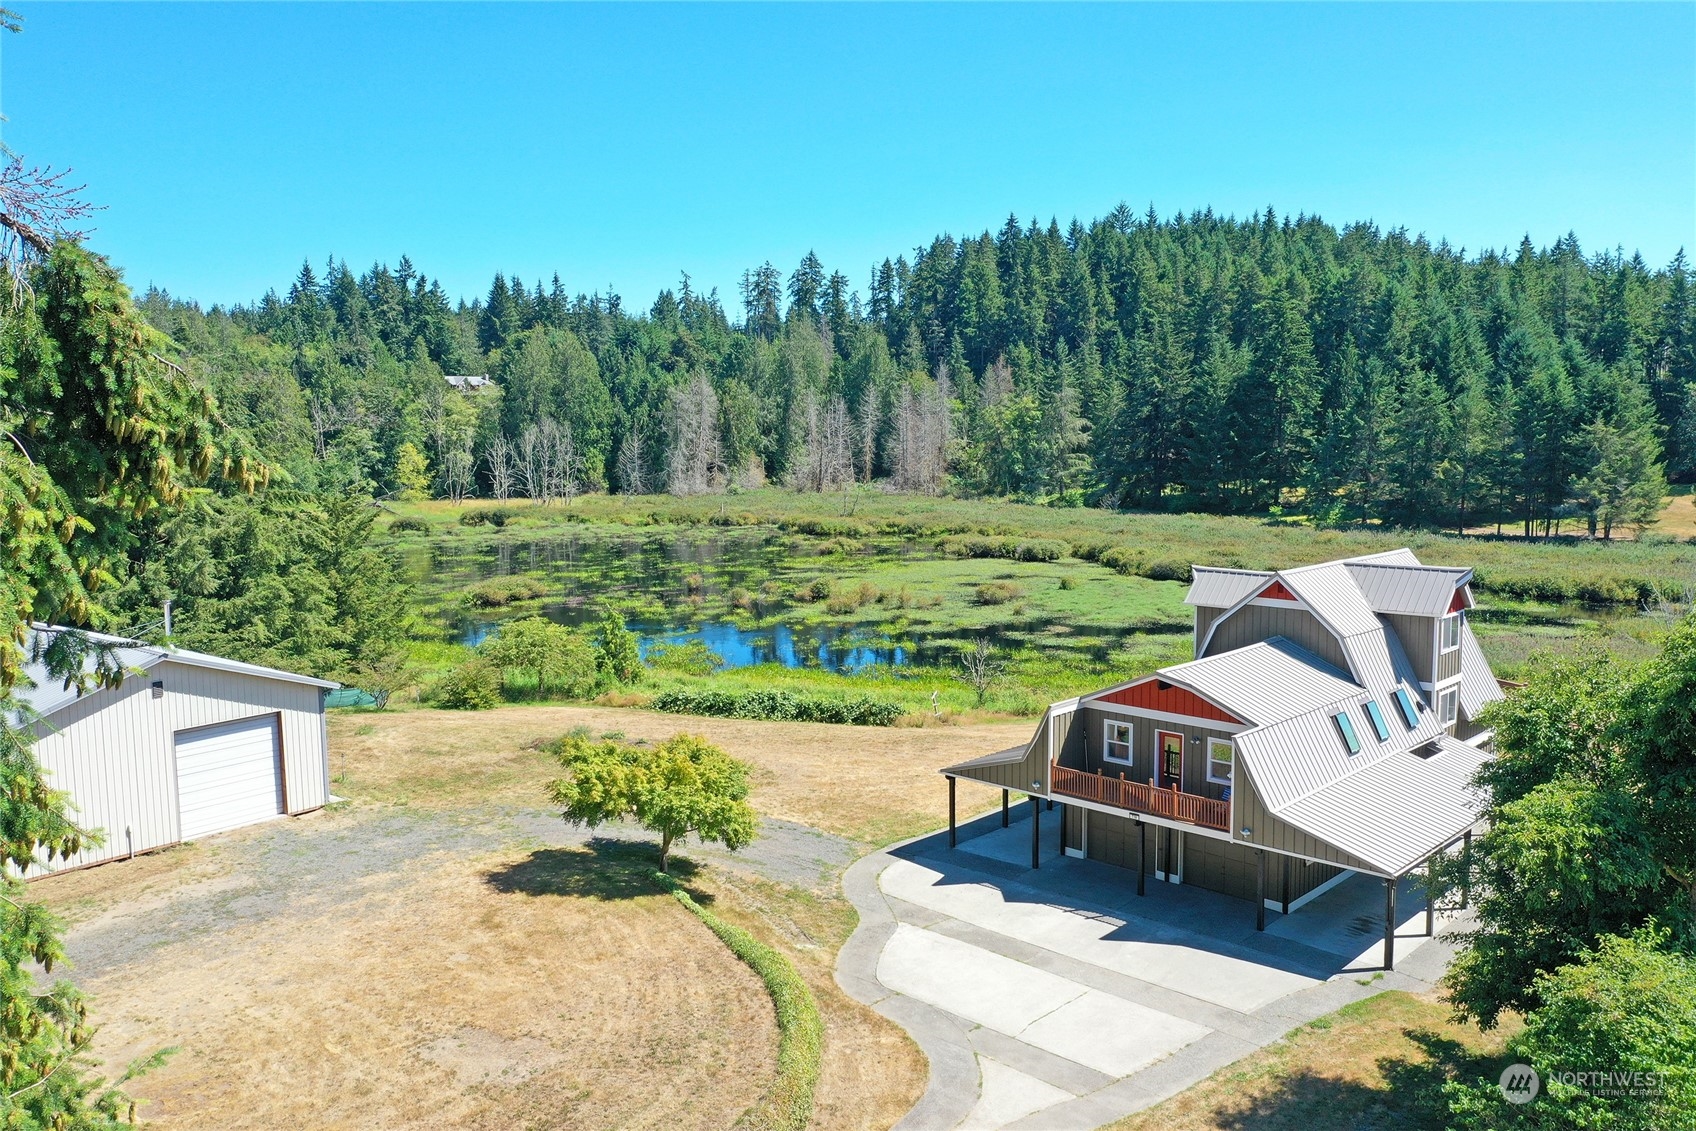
xmin=12 ymin=626 xmax=338 ymax=722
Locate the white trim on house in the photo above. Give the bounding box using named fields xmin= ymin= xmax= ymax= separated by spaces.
xmin=1103 ymin=718 xmax=1134 ymax=765
xmin=1265 ymin=866 xmax=1354 ymax=914
xmin=1440 ymin=612 xmax=1463 ymax=654
xmin=1088 ymin=703 xmax=1250 ymax=734
xmin=1206 ymin=737 xmax=1234 ymax=785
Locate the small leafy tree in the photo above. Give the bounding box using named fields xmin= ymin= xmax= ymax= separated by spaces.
xmin=593 ymin=610 xmax=643 ymax=685
xmin=478 ymin=617 xmax=598 ymax=699
xmin=392 ymin=441 xmax=431 ymax=500
xmin=546 ymin=733 xmax=756 ymax=872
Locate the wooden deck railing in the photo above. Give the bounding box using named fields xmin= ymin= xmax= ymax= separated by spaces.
xmin=1051 ymin=765 xmax=1231 ymax=832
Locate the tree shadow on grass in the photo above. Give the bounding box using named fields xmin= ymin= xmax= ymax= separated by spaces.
xmin=484 ymin=837 xmax=711 ymax=904
xmin=1209 ymin=1028 xmax=1497 ymax=1131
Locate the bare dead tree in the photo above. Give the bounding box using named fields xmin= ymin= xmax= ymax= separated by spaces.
xmin=0 ymin=157 xmax=100 ymax=294
xmin=443 ymin=433 xmax=477 ymax=504
xmin=981 ymin=353 xmax=1014 ymax=408
xmin=485 ymin=435 xmax=517 ymax=500
xmin=957 ymin=637 xmax=1003 ymax=707
xmin=616 ymin=416 xmax=649 ymax=495
xmin=788 ymin=392 xmax=855 ymax=493
xmin=892 ymin=371 xmax=951 ymax=493
xmin=666 ymin=372 xmax=723 ymax=496
xmin=854 ymin=390 xmax=881 ymax=483
xmin=518 ymin=420 xmax=546 ymax=502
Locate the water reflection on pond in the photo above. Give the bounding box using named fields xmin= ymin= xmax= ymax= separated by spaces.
xmin=460 ymin=616 xmax=911 ymax=674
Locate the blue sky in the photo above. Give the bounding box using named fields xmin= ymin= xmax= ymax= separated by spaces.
xmin=7 ymin=3 xmax=1693 ymax=311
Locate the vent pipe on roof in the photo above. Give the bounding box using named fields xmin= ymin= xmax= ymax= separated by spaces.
xmin=162 ymin=599 xmax=173 ymax=637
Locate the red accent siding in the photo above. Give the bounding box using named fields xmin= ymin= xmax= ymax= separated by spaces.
xmin=1449 ymin=587 xmax=1469 ymax=613
xmin=1259 ymin=580 xmax=1297 ymax=602
xmin=1097 ymin=679 xmax=1243 ymax=724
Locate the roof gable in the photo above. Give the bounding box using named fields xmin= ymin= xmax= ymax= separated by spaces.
xmin=1093 ymin=677 xmax=1244 ymax=725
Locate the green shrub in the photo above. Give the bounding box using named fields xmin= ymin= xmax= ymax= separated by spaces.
xmin=645 ymin=640 xmax=725 ymax=676
xmin=650 ymin=688 xmax=903 ymax=726
xmin=795 ymin=578 xmax=832 ymax=602
xmin=1058 ymin=576 xmax=1077 ymax=590
xmin=975 ymin=581 xmax=1024 ymax=605
xmin=459 ymin=505 xmax=518 ymax=527
xmin=478 ymin=616 xmax=600 ymax=698
xmin=938 ymin=534 xmax=1065 ymax=563
xmin=386 ymin=515 xmax=430 ymax=534
xmin=1144 ymin=559 xmax=1193 ymax=583
xmin=659 ymin=879 xmax=821 ymax=1131
xmin=427 ymin=660 xmax=501 ymax=709
xmin=466 ymin=575 xmax=549 ymax=608
xmin=594 ymin=610 xmax=644 ymax=685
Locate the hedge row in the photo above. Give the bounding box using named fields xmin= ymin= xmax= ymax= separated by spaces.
xmin=650 ymin=687 xmax=904 ymax=726
xmin=660 ymin=879 xmax=822 ymax=1131
xmin=1070 ymin=542 xmax=1195 ymax=584
xmin=937 ymin=534 xmax=1068 ymax=562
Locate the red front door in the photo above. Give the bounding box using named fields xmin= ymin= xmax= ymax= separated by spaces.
xmin=1157 ymin=731 xmax=1184 ymax=789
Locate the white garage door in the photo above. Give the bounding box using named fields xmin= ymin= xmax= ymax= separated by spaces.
xmin=174 ymin=716 xmax=284 ymax=841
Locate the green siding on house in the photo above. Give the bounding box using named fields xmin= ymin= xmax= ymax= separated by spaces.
xmin=1073 ymin=808 xmax=1345 ymax=903
xmin=948 ymin=713 xmax=1050 ymax=794
xmin=1203 ymin=603 xmax=1349 ymax=673
xmin=1076 ymin=705 xmax=1236 ymax=801
xmin=1437 ymin=632 xmax=1463 ymax=682
xmin=1384 ymin=612 xmax=1435 ymax=683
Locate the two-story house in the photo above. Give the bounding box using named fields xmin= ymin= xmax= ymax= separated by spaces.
xmin=941 ymin=549 xmax=1504 ymax=964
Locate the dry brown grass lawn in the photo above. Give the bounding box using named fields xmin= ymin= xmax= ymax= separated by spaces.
xmin=34 ymin=704 xmax=1004 ymax=1130
xmin=48 ymin=831 xmax=775 ymax=1130
xmin=331 ymin=702 xmax=1025 ymax=844
xmin=1107 ymin=989 xmax=1520 ymax=1131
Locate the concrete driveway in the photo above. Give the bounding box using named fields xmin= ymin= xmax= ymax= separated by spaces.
xmin=837 ymin=806 xmax=1460 ymax=1130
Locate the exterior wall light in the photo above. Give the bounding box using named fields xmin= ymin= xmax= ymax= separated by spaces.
xmin=1239 ymin=827 xmax=1253 ymax=839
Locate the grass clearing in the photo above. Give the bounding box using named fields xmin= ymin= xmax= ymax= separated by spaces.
xmin=1106 ymin=990 xmax=1521 ymax=1131
xmin=45 ymin=828 xmax=777 ymax=1131
xmin=329 ymin=702 xmax=1021 ymax=845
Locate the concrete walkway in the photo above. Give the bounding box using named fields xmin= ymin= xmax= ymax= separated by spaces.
xmin=836 ymin=807 xmax=1461 ymax=1130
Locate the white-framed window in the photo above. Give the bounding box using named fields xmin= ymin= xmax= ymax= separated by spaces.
xmin=1206 ymin=738 xmax=1234 ymax=785
xmin=1440 ymin=613 xmax=1462 ymax=653
xmin=1438 ymin=687 xmax=1459 ymax=726
xmin=1104 ymin=720 xmax=1134 ymax=763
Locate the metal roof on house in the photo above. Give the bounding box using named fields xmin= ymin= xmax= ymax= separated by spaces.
xmin=1184 ymin=567 xmax=1274 ymax=609
xmin=1457 ymin=621 xmax=1505 ymax=721
xmin=1269 ymin=735 xmax=1490 ymax=875
xmin=11 ymin=626 xmax=338 ymax=722
xmin=940 ymin=744 xmax=1031 ymax=774
xmin=1157 ymin=638 xmax=1361 ymax=727
xmin=1344 ymin=561 xmax=1472 ymax=617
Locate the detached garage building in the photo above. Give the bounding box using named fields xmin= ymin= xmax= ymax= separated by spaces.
xmin=15 ymin=627 xmax=338 ymax=876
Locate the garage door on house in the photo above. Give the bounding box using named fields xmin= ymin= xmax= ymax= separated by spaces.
xmin=174 ymin=715 xmax=285 ymax=840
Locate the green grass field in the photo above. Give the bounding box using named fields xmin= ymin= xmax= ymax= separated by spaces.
xmin=381 ymin=491 xmax=1693 ymax=716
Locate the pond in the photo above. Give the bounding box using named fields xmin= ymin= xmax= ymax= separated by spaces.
xmin=460 ymin=616 xmax=913 ymax=674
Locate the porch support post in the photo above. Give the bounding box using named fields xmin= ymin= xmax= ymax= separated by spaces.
xmin=1030 ymin=794 xmax=1041 ymax=869
xmin=1281 ymin=855 xmax=1292 ymax=915
xmin=1460 ymin=830 xmax=1473 ymax=909
xmin=1001 ymin=789 xmax=1009 ymax=828
xmin=1383 ymin=877 xmax=1397 ymax=971
xmin=1136 ymin=821 xmax=1146 ymax=896
xmin=948 ymin=777 xmax=957 ymax=849
xmin=1255 ymin=850 xmax=1266 ymax=932
xmin=1426 ymin=854 xmax=1437 ymax=937
xmin=1057 ymin=803 xmax=1066 ymax=856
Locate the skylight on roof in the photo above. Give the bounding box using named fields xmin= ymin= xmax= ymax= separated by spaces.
xmin=1334 ymin=711 xmax=1362 ymax=755
xmin=1364 ymin=699 xmax=1391 ymax=742
xmin=1393 ymin=687 xmax=1419 ymax=729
